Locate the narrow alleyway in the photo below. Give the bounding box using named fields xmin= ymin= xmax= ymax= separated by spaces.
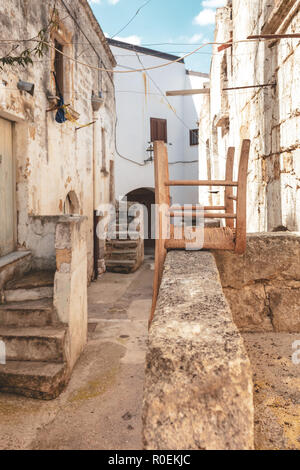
xmin=0 ymin=257 xmax=153 ymax=450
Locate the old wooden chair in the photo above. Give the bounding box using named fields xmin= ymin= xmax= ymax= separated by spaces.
xmin=150 ymin=139 xmax=250 ymax=325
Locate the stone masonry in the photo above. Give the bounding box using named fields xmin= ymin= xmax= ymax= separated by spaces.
xmin=143 ymin=251 xmax=254 ymax=450
xmin=214 ymin=232 xmax=300 ymax=333
xmin=198 ymin=0 xmax=300 ymax=232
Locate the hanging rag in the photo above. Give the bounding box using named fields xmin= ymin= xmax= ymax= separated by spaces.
xmin=53 ymin=71 xmax=67 ymax=124
xmin=55 ymin=96 xmax=67 ymax=123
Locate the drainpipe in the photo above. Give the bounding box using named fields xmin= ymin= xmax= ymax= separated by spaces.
xmin=92 ymin=112 xmax=97 ymax=210
xmin=91 ymin=93 xmax=105 ymax=279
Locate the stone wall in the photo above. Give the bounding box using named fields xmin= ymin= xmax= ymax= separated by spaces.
xmin=198 ymin=0 xmax=300 ymax=232
xmin=0 ymin=0 xmax=116 ymax=279
xmin=143 ymin=251 xmax=254 ymax=450
xmin=214 ymin=233 xmax=300 ymax=333
xmin=54 ymin=216 xmax=87 ymax=370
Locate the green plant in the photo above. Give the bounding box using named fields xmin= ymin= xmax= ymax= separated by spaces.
xmin=0 ymin=4 xmax=59 ymax=70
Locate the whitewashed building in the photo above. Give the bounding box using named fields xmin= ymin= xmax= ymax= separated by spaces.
xmin=107 ymin=39 xmax=209 ymax=217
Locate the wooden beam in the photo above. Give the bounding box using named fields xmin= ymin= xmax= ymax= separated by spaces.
xmin=169 ymin=212 xmax=236 ymax=219
xmin=248 ymin=34 xmax=300 ymax=40
xmin=218 ymin=40 xmax=233 ymax=52
xmin=223 ymin=83 xmax=276 ymax=91
xmin=166 ymin=180 xmax=238 ymax=187
xmin=166 ymin=88 xmax=210 ymax=96
xmin=169 ymin=206 xmax=226 ymax=211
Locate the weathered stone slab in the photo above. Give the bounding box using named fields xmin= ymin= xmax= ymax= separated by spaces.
xmin=266 ymin=284 xmax=300 ymax=333
xmin=214 ymin=233 xmax=300 ymax=333
xmin=214 ymin=233 xmax=300 ymax=289
xmin=223 ymin=285 xmax=273 ymax=332
xmin=143 ymin=251 xmax=254 ymax=450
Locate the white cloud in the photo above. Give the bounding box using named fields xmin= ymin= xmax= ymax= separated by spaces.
xmin=194 ymin=8 xmax=216 ymax=25
xmin=202 ymin=0 xmax=226 ymax=7
xmin=188 ymin=33 xmax=204 ymax=44
xmin=89 ymin=0 xmax=121 ymax=4
xmin=114 ymin=35 xmax=142 ymax=45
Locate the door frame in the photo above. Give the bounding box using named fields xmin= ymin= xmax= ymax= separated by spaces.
xmin=0 ymin=116 xmax=17 ymax=257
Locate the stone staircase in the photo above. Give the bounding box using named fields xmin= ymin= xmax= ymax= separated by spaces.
xmin=0 ymin=270 xmax=69 ymax=400
xmin=105 ymin=204 xmax=144 ymax=274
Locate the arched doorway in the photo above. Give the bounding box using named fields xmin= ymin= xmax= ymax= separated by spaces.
xmin=125 ymin=188 xmax=155 ymax=250
xmin=64 ymin=190 xmax=80 ymax=215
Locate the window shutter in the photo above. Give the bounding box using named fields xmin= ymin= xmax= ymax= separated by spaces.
xmin=150 ymin=118 xmax=167 ymax=143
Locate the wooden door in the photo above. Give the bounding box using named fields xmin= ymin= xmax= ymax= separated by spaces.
xmin=0 ymin=117 xmax=15 ymax=256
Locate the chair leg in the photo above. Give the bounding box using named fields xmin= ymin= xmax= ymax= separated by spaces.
xmin=235 ymin=140 xmax=250 ymax=254
xmin=149 ymin=141 xmax=170 ymax=327
xmin=225 ymin=147 xmax=235 ymax=229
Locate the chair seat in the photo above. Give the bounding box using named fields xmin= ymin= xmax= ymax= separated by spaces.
xmin=165 ymin=227 xmax=236 ymax=251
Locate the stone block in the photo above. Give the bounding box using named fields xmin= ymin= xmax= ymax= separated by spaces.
xmin=215 ymin=233 xmax=300 ymax=289
xmin=143 ymin=251 xmax=254 ymax=450
xmin=223 ymin=285 xmax=273 ymax=332
xmin=266 ymin=284 xmax=300 ymax=333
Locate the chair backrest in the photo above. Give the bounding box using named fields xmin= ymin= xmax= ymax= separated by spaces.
xmin=149 ymin=139 xmax=250 ymax=326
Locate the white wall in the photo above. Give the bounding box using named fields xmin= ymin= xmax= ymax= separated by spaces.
xmin=111 ymin=45 xmax=207 ymax=205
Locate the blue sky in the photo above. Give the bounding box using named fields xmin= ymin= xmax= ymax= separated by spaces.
xmin=88 ymin=0 xmax=227 ymax=72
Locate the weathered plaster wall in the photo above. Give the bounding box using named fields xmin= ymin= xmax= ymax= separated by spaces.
xmin=198 ymin=0 xmax=300 ymax=232
xmin=0 ymin=0 xmax=116 ymax=279
xmin=109 ymin=43 xmax=208 ymax=205
xmin=54 ymin=216 xmax=87 ymax=370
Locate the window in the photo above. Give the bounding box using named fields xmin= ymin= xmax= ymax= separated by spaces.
xmin=190 ymin=129 xmax=199 ymax=146
xmin=150 ymin=118 xmax=167 ymax=143
xmin=54 ymin=39 xmax=64 ymax=96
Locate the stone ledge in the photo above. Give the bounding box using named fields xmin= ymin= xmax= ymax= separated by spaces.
xmin=143 ymin=251 xmax=254 ymax=450
xmin=0 ymin=251 xmax=31 ymax=270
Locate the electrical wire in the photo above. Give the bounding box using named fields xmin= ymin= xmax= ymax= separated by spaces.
xmin=111 ymin=0 xmax=153 ymax=39
xmin=114 ymin=116 xmax=148 ymax=167
xmin=134 ymin=52 xmax=207 ymax=152
xmin=1 ymin=37 xmax=294 ymax=74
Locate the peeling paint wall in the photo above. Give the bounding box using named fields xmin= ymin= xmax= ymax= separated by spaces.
xmin=198 ymin=0 xmax=300 ymax=232
xmin=0 ymin=0 xmax=116 ymax=279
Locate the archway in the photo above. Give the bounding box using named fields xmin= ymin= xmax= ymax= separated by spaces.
xmin=125 ymin=188 xmax=155 ymax=249
xmin=64 ymin=191 xmax=80 ymax=215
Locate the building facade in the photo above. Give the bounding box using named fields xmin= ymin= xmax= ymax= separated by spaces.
xmin=108 ymin=38 xmax=209 ymax=210
xmin=198 ymin=0 xmax=300 ymax=232
xmin=0 ymin=0 xmax=116 ymax=280
xmin=0 ymin=0 xmax=116 ymax=398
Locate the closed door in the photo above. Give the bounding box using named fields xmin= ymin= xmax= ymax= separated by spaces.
xmin=0 ymin=118 xmax=15 ymax=256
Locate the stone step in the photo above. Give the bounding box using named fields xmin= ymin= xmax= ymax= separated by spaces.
xmin=109 ymin=250 xmax=137 ymax=256
xmin=0 ymin=361 xmax=68 ymax=400
xmin=107 ymin=253 xmax=137 ymax=261
xmin=0 ymin=326 xmax=67 ymax=363
xmin=4 ymin=286 xmax=54 ymax=303
xmin=5 ymin=270 xmax=55 ymax=290
xmin=106 ymin=260 xmax=136 ymax=266
xmin=4 ymin=271 xmax=55 ymax=303
xmin=107 ymin=232 xmax=140 ymax=240
xmin=106 ymin=240 xmax=139 ymax=249
xmin=0 ymin=299 xmax=54 ymax=327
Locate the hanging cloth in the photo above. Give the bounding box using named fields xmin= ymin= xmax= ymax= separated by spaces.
xmin=53 ymin=71 xmax=67 ymax=124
